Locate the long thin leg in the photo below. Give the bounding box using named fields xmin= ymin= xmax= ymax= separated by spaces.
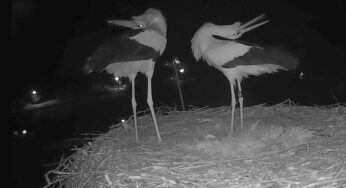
xmin=147 ymin=72 xmax=162 ymax=143
xmin=230 ymin=82 xmax=236 ymax=134
xmin=237 ymin=80 xmax=244 ymax=131
xmin=130 ymin=75 xmax=139 ymax=144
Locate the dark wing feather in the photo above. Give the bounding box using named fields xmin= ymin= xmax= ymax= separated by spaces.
xmin=87 ymin=29 xmax=161 ymax=72
xmin=222 ymin=46 xmax=298 ymax=70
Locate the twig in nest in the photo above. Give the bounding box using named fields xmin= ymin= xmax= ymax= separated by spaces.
xmin=178 ymin=162 xmax=219 ymax=170
xmin=96 ymin=151 xmax=113 ymax=171
xmin=104 ymin=174 xmax=115 ymax=187
xmin=334 ymin=167 xmax=345 ymax=179
xmin=302 ymin=177 xmax=346 ymax=188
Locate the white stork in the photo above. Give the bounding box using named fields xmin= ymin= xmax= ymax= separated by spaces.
xmin=82 ymin=8 xmax=167 ymax=144
xmin=191 ymin=14 xmax=298 ymax=133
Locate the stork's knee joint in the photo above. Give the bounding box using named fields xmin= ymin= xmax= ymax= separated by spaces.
xmin=147 ymin=98 xmax=153 ymax=106
xmin=231 ymin=100 xmax=236 ymax=107
xmin=132 ymin=99 xmax=137 ymax=107
xmin=238 ymin=91 xmax=243 ymax=98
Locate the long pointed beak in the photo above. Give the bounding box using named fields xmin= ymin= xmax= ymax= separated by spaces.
xmin=240 ymin=14 xmax=269 ymax=33
xmin=107 ymin=19 xmax=136 ymax=28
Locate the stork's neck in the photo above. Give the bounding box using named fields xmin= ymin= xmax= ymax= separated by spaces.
xmin=191 ymin=23 xmax=220 ymax=61
xmin=208 ymin=24 xmax=231 ymax=38
xmin=150 ymin=18 xmax=167 ymax=37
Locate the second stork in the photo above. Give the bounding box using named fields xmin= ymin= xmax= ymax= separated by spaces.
xmin=191 ymin=14 xmax=298 ymax=133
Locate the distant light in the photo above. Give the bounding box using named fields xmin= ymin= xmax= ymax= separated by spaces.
xmin=114 ymin=76 xmax=120 ymax=81
xmin=179 ymin=68 xmax=185 ymax=73
xmin=14 ymin=131 xmax=18 ymax=136
xmin=22 ymin=129 xmax=27 ymax=135
xmin=121 ymin=119 xmax=125 ymax=123
xmin=174 ymin=58 xmax=180 ymax=64
xmin=32 ymin=90 xmax=37 ymax=95
xmin=299 ymin=72 xmax=304 ymax=80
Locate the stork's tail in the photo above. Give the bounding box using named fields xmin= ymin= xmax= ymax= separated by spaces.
xmin=267 ymin=47 xmax=299 ymax=71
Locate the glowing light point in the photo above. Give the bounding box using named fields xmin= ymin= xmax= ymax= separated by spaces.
xmin=179 ymin=68 xmax=185 ymax=73
xmin=299 ymin=72 xmax=304 ymax=80
xmin=121 ymin=119 xmax=125 ymax=123
xmin=114 ymin=76 xmax=120 ymax=81
xmin=32 ymin=90 xmax=37 ymax=95
xmin=174 ymin=58 xmax=180 ymax=64
xmin=22 ymin=129 xmax=27 ymax=135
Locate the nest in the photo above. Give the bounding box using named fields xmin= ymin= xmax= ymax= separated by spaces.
xmin=44 ymin=101 xmax=346 ymax=188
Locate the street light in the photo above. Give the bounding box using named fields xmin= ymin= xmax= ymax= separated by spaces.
xmin=179 ymin=68 xmax=184 ymax=73
xmin=30 ymin=89 xmax=40 ymax=103
xmin=172 ymin=57 xmax=185 ymax=111
xmin=299 ymin=72 xmax=304 ymax=80
xmin=174 ymin=59 xmax=180 ymax=64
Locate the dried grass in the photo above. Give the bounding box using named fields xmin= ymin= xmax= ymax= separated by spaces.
xmin=43 ymin=101 xmax=346 ymax=188
xmin=179 ymin=125 xmax=314 ymax=160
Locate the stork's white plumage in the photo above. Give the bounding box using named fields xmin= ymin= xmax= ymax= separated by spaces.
xmin=191 ymin=14 xmax=298 ymax=133
xmin=83 ymin=8 xmax=167 ymax=143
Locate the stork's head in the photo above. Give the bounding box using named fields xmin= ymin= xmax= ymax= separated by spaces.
xmin=191 ymin=14 xmax=269 ymax=61
xmin=220 ymin=14 xmax=269 ymax=39
xmin=107 ymin=8 xmax=167 ymax=36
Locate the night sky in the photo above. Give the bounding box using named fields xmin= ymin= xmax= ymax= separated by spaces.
xmin=11 ymin=0 xmax=346 ymax=104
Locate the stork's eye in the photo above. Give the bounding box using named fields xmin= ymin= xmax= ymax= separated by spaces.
xmin=137 ymin=24 xmax=144 ymax=28
xmin=233 ymin=32 xmax=240 ymax=36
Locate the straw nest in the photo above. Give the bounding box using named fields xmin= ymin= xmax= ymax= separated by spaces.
xmin=44 ymin=100 xmax=346 ymax=188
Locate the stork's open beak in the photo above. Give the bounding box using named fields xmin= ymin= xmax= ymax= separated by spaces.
xmin=107 ymin=19 xmax=137 ymax=28
xmin=240 ymin=14 xmax=269 ymax=33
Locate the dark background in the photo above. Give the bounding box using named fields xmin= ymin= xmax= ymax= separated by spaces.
xmin=11 ymin=0 xmax=346 ymax=187
xmin=12 ymin=0 xmax=346 ymax=105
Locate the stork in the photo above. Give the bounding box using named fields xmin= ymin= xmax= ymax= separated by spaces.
xmin=191 ymin=14 xmax=298 ymax=133
xmin=82 ymin=8 xmax=167 ymax=144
